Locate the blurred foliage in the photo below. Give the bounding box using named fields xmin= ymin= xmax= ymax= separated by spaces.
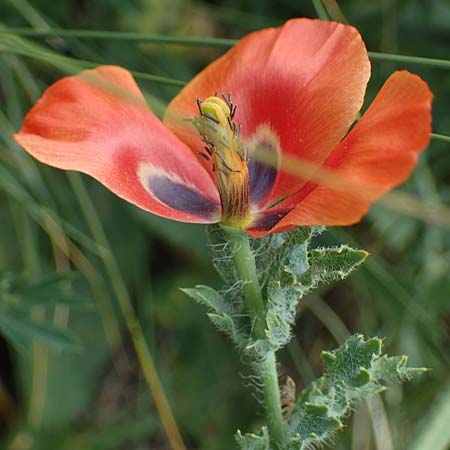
xmin=0 ymin=0 xmax=449 ymax=450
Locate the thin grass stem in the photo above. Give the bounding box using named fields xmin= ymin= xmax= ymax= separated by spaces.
xmin=311 ymin=0 xmax=329 ymax=20
xmin=431 ymin=133 xmax=450 ymax=144
xmin=67 ymin=172 xmax=186 ymax=450
xmin=0 ymin=33 xmax=186 ymax=86
xmin=368 ymin=51 xmax=450 ymax=70
xmin=4 ymin=27 xmax=450 ymax=72
xmin=1 ymin=27 xmax=236 ymax=47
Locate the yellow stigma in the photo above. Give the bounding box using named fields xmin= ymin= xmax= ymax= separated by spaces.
xmin=195 ymin=95 xmax=250 ymax=227
xmin=200 ymin=97 xmax=231 ymax=127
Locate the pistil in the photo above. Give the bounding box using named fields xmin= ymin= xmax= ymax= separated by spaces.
xmin=193 ymin=95 xmax=251 ymax=227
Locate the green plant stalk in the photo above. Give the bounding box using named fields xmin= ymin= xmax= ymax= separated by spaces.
xmin=221 ymin=224 xmax=285 ymax=450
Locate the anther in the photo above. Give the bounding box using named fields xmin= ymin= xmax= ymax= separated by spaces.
xmin=221 ymin=93 xmax=231 ymax=109
xmin=197 ymin=151 xmax=210 ymax=161
xmin=203 ymin=113 xmax=220 ymax=124
xmin=201 ymin=138 xmax=215 ymax=147
xmin=227 ymin=116 xmax=234 ymax=131
xmin=230 ymin=104 xmax=237 ymax=120
xmin=196 ymin=97 xmax=203 ymax=116
xmin=215 ymin=152 xmax=227 ymax=163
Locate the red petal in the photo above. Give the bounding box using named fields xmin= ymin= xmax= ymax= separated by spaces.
xmin=262 ymin=70 xmax=432 ymax=233
xmin=14 ymin=66 xmax=221 ymax=223
xmin=164 ymin=18 xmax=370 ymax=207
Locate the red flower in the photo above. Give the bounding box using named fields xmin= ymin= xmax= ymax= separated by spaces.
xmin=14 ymin=19 xmax=432 ymax=237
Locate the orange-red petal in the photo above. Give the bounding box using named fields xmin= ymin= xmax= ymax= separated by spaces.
xmin=14 ymin=66 xmax=221 ymax=223
xmin=256 ymin=70 xmax=432 ymax=234
xmin=164 ymin=18 xmax=370 ymax=208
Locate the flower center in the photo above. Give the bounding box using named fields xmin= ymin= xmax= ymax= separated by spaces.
xmin=193 ymin=94 xmax=250 ymax=227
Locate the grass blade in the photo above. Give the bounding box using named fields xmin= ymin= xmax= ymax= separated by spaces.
xmin=407 ymin=381 xmax=450 ymax=450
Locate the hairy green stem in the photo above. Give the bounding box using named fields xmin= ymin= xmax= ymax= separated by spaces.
xmin=261 ymin=352 xmax=286 ymax=449
xmin=221 ymin=224 xmax=285 ymax=450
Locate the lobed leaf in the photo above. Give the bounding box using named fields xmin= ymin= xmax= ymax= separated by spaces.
xmin=285 ymin=334 xmax=425 ymax=449
xmin=262 ymin=234 xmax=367 ymax=354
xmin=309 ymin=246 xmax=369 ymax=283
xmin=182 ymin=284 xmax=248 ymax=347
xmin=236 ymin=428 xmax=270 ymax=450
xmin=189 ymin=226 xmax=368 ymax=357
xmin=181 ymin=285 xmax=231 ymax=315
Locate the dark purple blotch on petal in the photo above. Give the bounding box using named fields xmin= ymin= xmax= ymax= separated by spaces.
xmin=248 ymin=208 xmax=290 ymax=233
xmin=148 ymin=176 xmax=219 ymax=218
xmin=247 ymin=137 xmax=279 ymax=207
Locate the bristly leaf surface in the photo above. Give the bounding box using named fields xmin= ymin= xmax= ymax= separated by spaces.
xmin=184 ymin=225 xmax=368 ymax=357
xmin=237 ymin=335 xmax=426 ymax=450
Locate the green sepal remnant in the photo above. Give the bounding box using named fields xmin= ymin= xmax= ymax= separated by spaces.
xmin=183 ymin=225 xmax=368 ymax=356
xmin=237 ymin=335 xmax=426 ymax=450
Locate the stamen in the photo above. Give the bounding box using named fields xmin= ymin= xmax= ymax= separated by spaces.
xmin=227 ymin=116 xmax=234 ymax=131
xmin=196 ymin=97 xmax=203 ymax=116
xmin=201 ymin=138 xmax=215 ymax=146
xmin=230 ymin=104 xmax=237 ymax=120
xmin=203 ymin=112 xmax=220 ymax=124
xmin=222 ymin=161 xmax=235 ymax=173
xmin=198 ymin=151 xmax=210 ymax=161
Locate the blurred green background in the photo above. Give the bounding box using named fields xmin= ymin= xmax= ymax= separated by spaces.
xmin=0 ymin=0 xmax=449 ymax=449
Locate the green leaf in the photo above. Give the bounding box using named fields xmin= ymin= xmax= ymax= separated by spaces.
xmin=309 ymin=246 xmax=369 ymax=283
xmin=286 ymin=334 xmax=425 ymax=449
xmin=0 ymin=313 xmax=83 ymax=352
xmin=181 ymin=285 xmax=230 ymax=315
xmin=370 ymin=354 xmax=427 ymax=381
xmin=0 ymin=314 xmax=29 ymax=352
xmin=257 ymin=229 xmax=317 ymax=353
xmin=236 ymin=427 xmax=270 ymax=450
xmin=261 ymin=239 xmax=367 ymax=353
xmin=0 ymin=272 xmax=86 ymax=352
xmin=288 ymin=403 xmax=343 ymax=445
xmin=322 ymin=335 xmax=382 ymax=387
xmin=208 ymin=313 xmax=249 ymax=347
xmin=201 ymin=227 xmax=368 ymax=356
xmin=265 ymin=309 xmax=291 ymax=347
xmin=182 ymin=285 xmax=248 ymax=347
xmin=264 ymin=227 xmax=319 ymax=288
xmin=0 ymin=271 xmax=92 ymax=309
